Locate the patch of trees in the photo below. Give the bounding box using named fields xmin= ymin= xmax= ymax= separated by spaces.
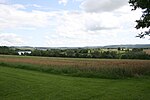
xmin=120 ymin=51 xmax=150 ymax=59
xmin=30 ymin=48 xmax=150 ymax=60
xmin=0 ymin=46 xmax=18 ymax=55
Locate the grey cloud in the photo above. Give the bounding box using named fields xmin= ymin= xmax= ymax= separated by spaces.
xmin=87 ymin=26 xmax=118 ymax=31
xmin=86 ymin=24 xmax=118 ymax=31
xmin=81 ymin=0 xmax=128 ymax=13
xmin=85 ymin=21 xmax=118 ymax=31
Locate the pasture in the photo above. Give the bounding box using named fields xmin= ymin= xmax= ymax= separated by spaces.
xmin=0 ymin=67 xmax=150 ymax=100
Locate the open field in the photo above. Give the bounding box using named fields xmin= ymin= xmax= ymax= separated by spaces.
xmin=0 ymin=55 xmax=150 ymax=78
xmin=0 ymin=55 xmax=150 ymax=68
xmin=0 ymin=66 xmax=150 ymax=100
xmin=144 ymin=49 xmax=150 ymax=55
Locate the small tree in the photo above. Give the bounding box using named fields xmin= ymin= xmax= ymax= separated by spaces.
xmin=118 ymin=47 xmax=121 ymax=51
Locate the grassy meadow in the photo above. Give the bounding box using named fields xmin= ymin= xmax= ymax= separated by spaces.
xmin=0 ymin=55 xmax=150 ymax=100
xmin=0 ymin=66 xmax=150 ymax=100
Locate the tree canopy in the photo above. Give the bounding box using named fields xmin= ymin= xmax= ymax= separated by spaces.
xmin=129 ymin=0 xmax=150 ymax=38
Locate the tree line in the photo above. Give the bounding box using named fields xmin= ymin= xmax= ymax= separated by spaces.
xmin=0 ymin=46 xmax=149 ymax=60
xmin=30 ymin=48 xmax=150 ymax=59
xmin=0 ymin=46 xmax=18 ymax=55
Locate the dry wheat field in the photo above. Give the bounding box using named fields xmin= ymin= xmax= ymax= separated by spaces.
xmin=0 ymin=55 xmax=150 ymax=78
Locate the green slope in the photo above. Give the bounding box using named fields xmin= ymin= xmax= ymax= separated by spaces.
xmin=0 ymin=66 xmax=150 ymax=100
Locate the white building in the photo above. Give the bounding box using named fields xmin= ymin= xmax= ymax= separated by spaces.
xmin=18 ymin=51 xmax=32 ymax=55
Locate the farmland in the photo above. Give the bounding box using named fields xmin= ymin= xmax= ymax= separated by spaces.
xmin=144 ymin=49 xmax=150 ymax=55
xmin=0 ymin=55 xmax=150 ymax=100
xmin=0 ymin=55 xmax=150 ymax=78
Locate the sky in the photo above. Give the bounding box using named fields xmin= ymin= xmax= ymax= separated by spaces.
xmin=0 ymin=0 xmax=149 ymax=47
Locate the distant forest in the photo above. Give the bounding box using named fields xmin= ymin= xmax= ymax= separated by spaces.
xmin=0 ymin=46 xmax=150 ymax=60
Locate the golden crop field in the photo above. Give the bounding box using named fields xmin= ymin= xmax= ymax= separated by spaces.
xmin=0 ymin=55 xmax=149 ymax=68
xmin=0 ymin=55 xmax=150 ymax=78
xmin=144 ymin=49 xmax=150 ymax=55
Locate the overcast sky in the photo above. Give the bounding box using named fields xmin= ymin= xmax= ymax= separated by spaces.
xmin=0 ymin=0 xmax=149 ymax=47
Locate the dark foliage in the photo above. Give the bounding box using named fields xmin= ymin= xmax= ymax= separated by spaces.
xmin=0 ymin=46 xmax=17 ymax=55
xmin=30 ymin=48 xmax=150 ymax=60
xmin=129 ymin=0 xmax=150 ymax=38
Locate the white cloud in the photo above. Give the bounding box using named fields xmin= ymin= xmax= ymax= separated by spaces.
xmin=54 ymin=11 xmax=120 ymax=37
xmin=32 ymin=4 xmax=42 ymax=8
xmin=0 ymin=33 xmax=24 ymax=46
xmin=0 ymin=1 xmax=148 ymax=47
xmin=12 ymin=4 xmax=26 ymax=9
xmin=58 ymin=0 xmax=68 ymax=6
xmin=44 ymin=5 xmax=147 ymax=47
xmin=0 ymin=4 xmax=55 ymax=29
xmin=80 ymin=0 xmax=128 ymax=13
xmin=0 ymin=2 xmax=135 ymax=34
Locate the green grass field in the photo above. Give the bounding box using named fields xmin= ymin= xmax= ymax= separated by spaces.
xmin=0 ymin=66 xmax=150 ymax=100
